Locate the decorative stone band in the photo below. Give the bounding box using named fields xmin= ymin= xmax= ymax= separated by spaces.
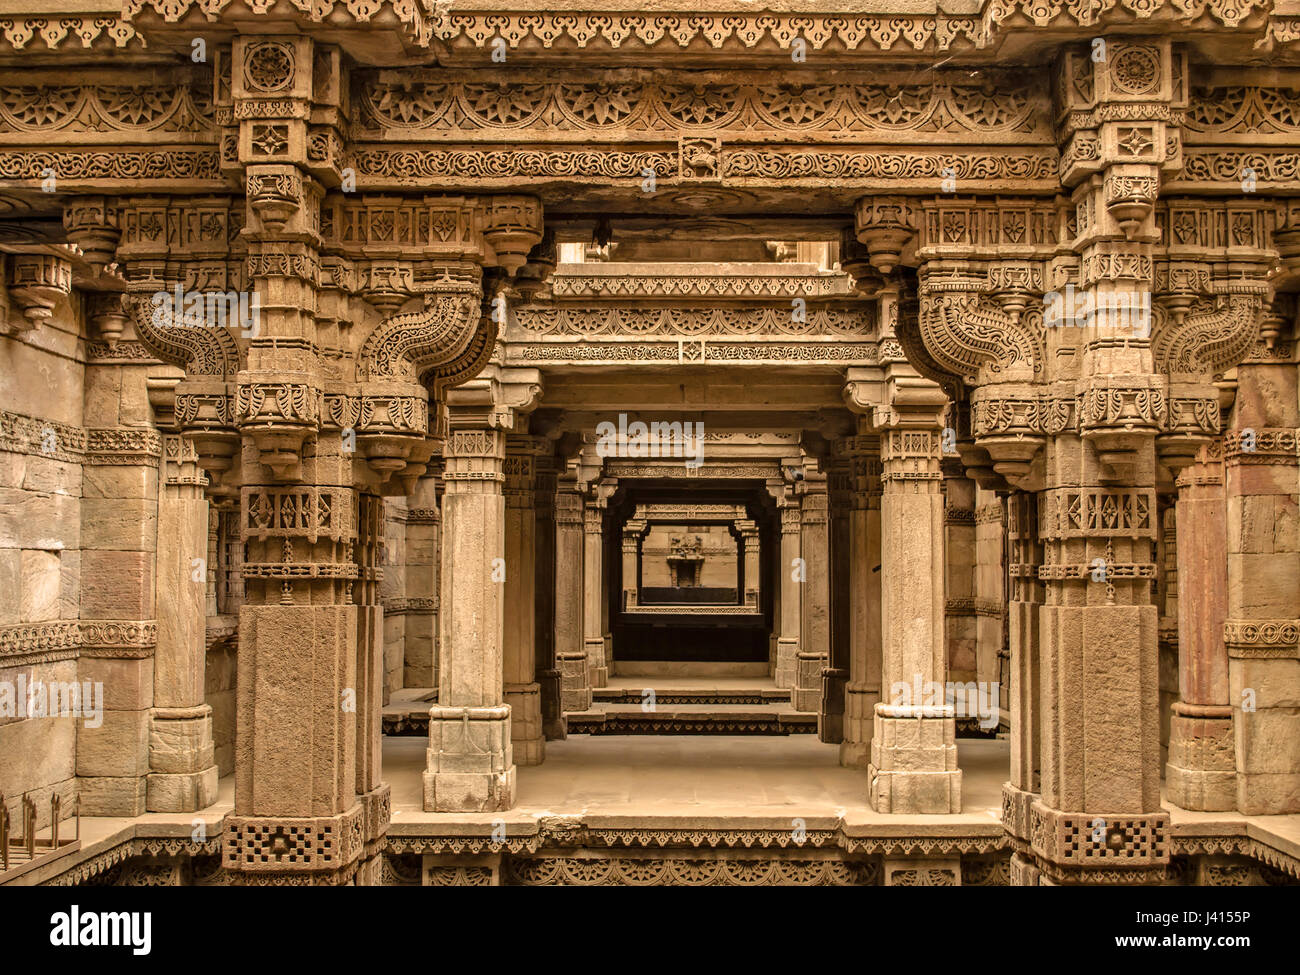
xmin=427 ymin=3 xmax=1268 ymax=56
xmin=511 ymin=304 xmax=872 ymax=336
xmin=1038 ymin=562 xmax=1157 ymax=581
xmin=1223 ymin=428 xmax=1299 ymax=464
xmin=623 ymin=606 xmax=764 ymax=617
xmin=1037 ymin=488 xmax=1157 ymax=540
xmin=1224 ymin=619 xmax=1300 ymax=659
xmin=0 ymin=619 xmax=159 ymax=666
xmin=405 ymin=507 xmax=440 ymax=524
xmin=945 ymin=596 xmax=977 ymax=616
xmin=353 ymin=145 xmax=1058 ymax=190
xmin=1029 ymin=801 xmax=1170 ymax=870
xmin=223 ymin=804 xmax=366 ymax=875
xmin=381 ymin=597 xmax=437 ymax=616
xmin=509 ymin=339 xmax=885 ymax=366
xmin=0 ymin=148 xmax=222 ymax=184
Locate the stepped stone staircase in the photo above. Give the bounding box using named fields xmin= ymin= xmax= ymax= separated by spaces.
xmin=382 ymin=678 xmax=818 ymax=736
xmin=568 ymin=678 xmax=815 ymax=735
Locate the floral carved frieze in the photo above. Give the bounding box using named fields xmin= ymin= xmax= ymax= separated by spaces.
xmin=359 ymin=74 xmax=1046 ymax=139
xmin=0 ymin=147 xmax=222 ymax=183
xmin=1185 ymin=87 xmax=1300 ymax=138
xmin=351 ymin=145 xmax=1058 ymax=188
xmin=511 ymin=305 xmax=872 ymax=337
xmin=0 ymin=79 xmax=215 ymax=135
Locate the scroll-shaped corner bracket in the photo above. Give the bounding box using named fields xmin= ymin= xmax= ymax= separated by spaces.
xmin=123 ymin=291 xmax=241 ymax=380
xmin=1150 ymin=290 xmax=1268 ymax=379
xmin=915 ymin=284 xmax=1043 ymax=391
xmin=894 ymin=292 xmax=964 ymax=405
xmin=358 ymin=277 xmax=484 ymax=385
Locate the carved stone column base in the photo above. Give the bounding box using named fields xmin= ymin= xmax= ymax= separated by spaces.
xmin=585 ymin=638 xmax=608 ymax=689
xmin=1027 ymin=801 xmax=1169 ymax=886
xmin=883 ymin=857 xmax=961 ymax=885
xmin=774 ymin=637 xmax=798 ymax=689
xmin=223 ymin=805 xmax=365 ymax=884
xmin=839 ymin=680 xmax=879 ymax=768
xmin=558 ymin=651 xmax=592 ymax=712
xmin=1009 ymin=851 xmax=1041 ymax=886
xmin=793 ymin=651 xmax=826 ymax=713
xmin=147 ymin=704 xmax=219 ymax=812
xmin=505 ymin=681 xmax=545 ymax=766
xmin=868 ymin=708 xmax=962 ymax=813
xmin=1000 ymin=780 xmax=1038 ymax=845
xmin=538 ymin=667 xmax=568 ymax=740
xmin=1166 ymin=711 xmax=1236 ymax=811
xmin=423 ymin=704 xmax=516 ymax=812
xmin=350 ymin=783 xmax=392 ymax=887
xmin=148 ymin=767 xmax=219 ymax=813
xmin=818 ymin=666 xmax=847 ymax=742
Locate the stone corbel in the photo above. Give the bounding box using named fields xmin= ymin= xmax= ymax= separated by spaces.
xmin=481 ymin=195 xmax=544 ymax=274
xmin=841 ymin=366 xmax=886 ymax=417
xmin=124 ymin=288 xmax=242 ymax=485
xmin=444 ymin=363 xmax=544 ymax=435
xmin=63 ymin=197 xmax=121 ymax=273
xmin=5 ymin=253 xmax=73 ymax=333
xmin=245 ymin=166 xmax=306 ymax=234
xmin=512 ymin=228 xmax=557 ymax=301
xmin=87 ymin=290 xmax=130 ymax=347
xmin=1103 ymin=168 xmax=1160 ymax=242
xmin=354 ymin=265 xmax=486 ymax=484
xmin=854 ymin=196 xmax=918 ymax=275
xmin=1272 ymin=200 xmax=1300 ymax=283
xmin=1077 ymin=376 xmax=1168 ymax=484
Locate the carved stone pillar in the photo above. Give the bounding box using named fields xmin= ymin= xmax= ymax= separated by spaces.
xmin=737 ymin=520 xmax=761 ymax=608
xmin=425 ymin=420 xmax=514 ymax=811
xmin=504 ymin=433 xmax=546 ymax=767
xmin=795 ymin=468 xmax=830 ymax=713
xmin=973 ymin=488 xmax=1007 ymax=719
xmin=841 ymin=433 xmax=882 ymax=769
xmin=533 ymin=453 xmax=565 ymax=740
xmin=148 ymin=434 xmax=219 ymax=812
xmin=944 ymin=465 xmax=978 ymax=701
xmin=773 ymin=493 xmax=802 ymax=690
xmin=820 ymin=456 xmax=852 ymax=742
xmin=555 ymin=471 xmax=590 ymax=712
xmin=1001 ymin=490 xmax=1043 ymax=878
xmin=1224 ymin=307 xmax=1299 ymax=815
xmin=403 ymin=475 xmax=441 ymax=689
xmin=621 ymin=519 xmax=645 ymax=610
xmin=1166 ymin=439 xmax=1234 ymax=810
xmin=583 ymin=486 xmax=610 ymax=688
xmin=871 ymin=397 xmax=962 ymax=814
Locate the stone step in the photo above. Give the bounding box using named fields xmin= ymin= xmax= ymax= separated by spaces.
xmin=566 ymin=704 xmax=816 ymax=736
xmin=592 ymin=686 xmax=791 ymax=706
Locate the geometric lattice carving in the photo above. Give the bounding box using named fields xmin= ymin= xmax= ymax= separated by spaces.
xmin=222 ymin=808 xmax=363 ymax=873
xmin=1029 ymin=803 xmax=1169 ymax=868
